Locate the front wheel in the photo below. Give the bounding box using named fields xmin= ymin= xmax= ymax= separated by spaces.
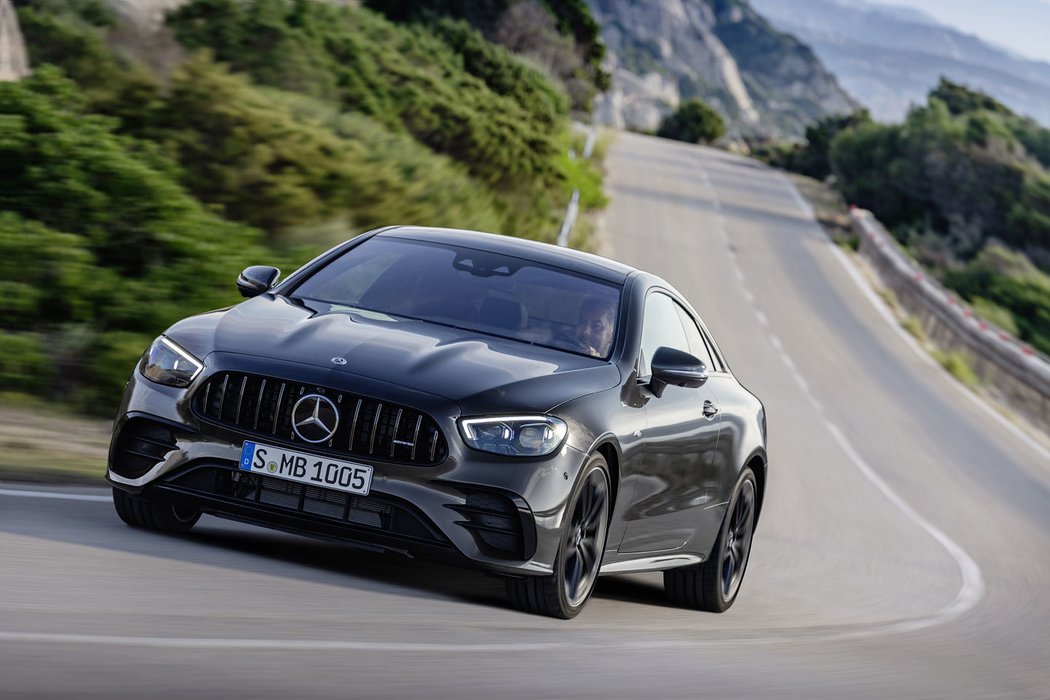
xmin=112 ymin=488 xmax=201 ymax=534
xmin=506 ymin=454 xmax=610 ymax=619
xmin=665 ymin=467 xmax=757 ymax=612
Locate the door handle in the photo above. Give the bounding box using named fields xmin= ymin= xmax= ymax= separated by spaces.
xmin=702 ymin=400 xmax=719 ymax=419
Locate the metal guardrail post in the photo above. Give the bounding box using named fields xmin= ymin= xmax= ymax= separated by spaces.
xmin=558 ymin=125 xmax=595 ymax=248
xmin=557 ymin=190 xmax=580 ymax=248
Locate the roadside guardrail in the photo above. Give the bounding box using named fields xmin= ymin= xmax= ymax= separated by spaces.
xmin=851 ymin=209 xmax=1050 ymax=435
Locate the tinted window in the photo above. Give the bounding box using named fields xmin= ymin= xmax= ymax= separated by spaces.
xmin=292 ymin=237 xmax=621 ymax=359
xmin=639 ymin=293 xmax=690 ymax=376
xmin=675 ymin=305 xmax=715 ymax=371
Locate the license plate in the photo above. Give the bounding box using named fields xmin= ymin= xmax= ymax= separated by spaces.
xmin=239 ymin=441 xmax=373 ymax=496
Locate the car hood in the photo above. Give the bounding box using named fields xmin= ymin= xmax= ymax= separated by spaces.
xmin=170 ymin=295 xmax=620 ymax=413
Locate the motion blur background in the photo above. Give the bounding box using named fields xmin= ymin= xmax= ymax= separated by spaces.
xmin=1 ymin=0 xmax=1049 ymax=697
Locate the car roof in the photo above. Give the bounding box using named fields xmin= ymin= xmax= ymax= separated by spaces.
xmin=378 ymin=226 xmax=637 ymax=284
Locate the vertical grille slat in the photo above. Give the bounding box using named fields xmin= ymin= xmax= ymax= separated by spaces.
xmin=234 ymin=375 xmax=248 ymax=425
xmin=369 ymin=403 xmax=384 ymax=455
xmin=194 ymin=373 xmax=446 ymax=466
xmin=347 ymin=398 xmax=362 ymax=452
xmin=389 ymin=409 xmax=403 ymax=457
xmin=253 ymin=379 xmax=267 ymax=431
xmin=410 ymin=415 xmax=422 ymax=461
xmin=272 ymin=382 xmax=286 ymax=434
xmin=217 ymin=375 xmax=230 ymax=420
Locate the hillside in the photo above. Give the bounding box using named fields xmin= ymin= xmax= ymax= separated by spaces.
xmin=587 ymin=0 xmax=856 ymax=138
xmin=4 ymin=0 xmax=606 ymax=413
xmin=751 ymin=0 xmax=1050 ymax=126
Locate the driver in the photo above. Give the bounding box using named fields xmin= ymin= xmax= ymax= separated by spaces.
xmin=575 ymin=298 xmax=615 ymax=358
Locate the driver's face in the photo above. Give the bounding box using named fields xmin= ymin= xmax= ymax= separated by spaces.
xmin=578 ymin=307 xmax=614 ymax=357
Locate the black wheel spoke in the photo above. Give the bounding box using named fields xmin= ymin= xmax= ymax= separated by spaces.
xmin=579 ymin=543 xmax=592 ymax=572
xmin=566 ymin=550 xmax=582 ymax=595
xmin=738 ymin=495 xmax=752 ymax=526
xmin=584 ymin=486 xmax=604 ymax=525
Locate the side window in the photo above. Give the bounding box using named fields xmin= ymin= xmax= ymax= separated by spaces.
xmin=639 ymin=293 xmax=689 ymax=377
xmin=675 ymin=305 xmax=716 ymax=371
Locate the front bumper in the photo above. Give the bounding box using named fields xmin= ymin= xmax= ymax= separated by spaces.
xmin=108 ymin=356 xmax=589 ymax=576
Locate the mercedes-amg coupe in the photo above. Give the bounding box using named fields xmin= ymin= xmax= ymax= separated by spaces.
xmin=108 ymin=226 xmax=768 ymax=618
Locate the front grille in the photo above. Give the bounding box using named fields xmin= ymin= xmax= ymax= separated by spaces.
xmin=192 ymin=372 xmax=447 ymax=465
xmin=165 ymin=465 xmax=449 ymax=545
xmin=111 ymin=417 xmax=179 ymax=479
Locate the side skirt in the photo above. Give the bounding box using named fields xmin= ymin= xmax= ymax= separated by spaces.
xmin=599 ymin=553 xmax=705 ymax=575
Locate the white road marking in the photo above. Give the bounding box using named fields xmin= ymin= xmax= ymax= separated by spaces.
xmin=0 ymin=488 xmax=109 ymax=502
xmin=777 ymin=171 xmax=816 ymax=221
xmin=694 ymin=155 xmax=986 ymax=633
xmin=0 ymin=611 xmax=999 ymax=651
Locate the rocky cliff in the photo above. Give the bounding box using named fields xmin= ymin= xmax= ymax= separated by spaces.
xmin=1 ymin=0 xmax=31 ymax=81
xmin=587 ymin=0 xmax=856 ymax=138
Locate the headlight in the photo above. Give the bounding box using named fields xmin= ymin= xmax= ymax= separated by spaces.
xmin=459 ymin=415 xmax=568 ymax=457
xmin=139 ymin=336 xmax=204 ymax=388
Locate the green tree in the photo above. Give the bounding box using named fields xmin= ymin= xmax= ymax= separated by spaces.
xmin=930 ymin=77 xmax=1012 ymax=118
xmin=657 ymin=99 xmax=726 ymax=145
xmin=794 ymin=109 xmax=871 ymax=180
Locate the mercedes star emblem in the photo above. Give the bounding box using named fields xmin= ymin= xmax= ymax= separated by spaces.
xmin=331 ymin=357 xmax=347 ymax=365
xmin=291 ymin=393 xmax=340 ymax=443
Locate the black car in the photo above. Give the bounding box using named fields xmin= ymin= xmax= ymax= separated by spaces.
xmin=109 ymin=226 xmax=768 ymax=618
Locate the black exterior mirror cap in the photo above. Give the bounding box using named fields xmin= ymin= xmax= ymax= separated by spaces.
xmin=237 ymin=266 xmax=281 ymax=298
xmin=650 ymin=346 xmax=708 ymax=397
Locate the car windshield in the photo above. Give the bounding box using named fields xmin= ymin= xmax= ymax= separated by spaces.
xmin=291 ymin=237 xmax=621 ymax=359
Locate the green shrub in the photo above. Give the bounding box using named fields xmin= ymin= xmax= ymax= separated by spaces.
xmin=657 ymin=99 xmax=726 ymax=145
xmin=0 ymin=333 xmax=53 ymax=393
xmin=1 ymin=68 xmax=270 ymax=412
xmin=970 ymin=297 xmax=1019 ymax=336
xmin=944 ymin=244 xmax=1050 ymax=355
xmin=933 ymin=350 xmax=980 ymax=390
xmin=901 ymin=316 xmax=925 ymax=342
xmin=166 ymin=0 xmax=561 ymax=188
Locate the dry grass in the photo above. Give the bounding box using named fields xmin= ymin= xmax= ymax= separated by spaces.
xmin=0 ymin=402 xmax=109 ymax=484
xmin=784 ymin=173 xmax=858 ymax=249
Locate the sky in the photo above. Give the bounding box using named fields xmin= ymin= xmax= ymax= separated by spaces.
xmin=863 ymin=0 xmax=1050 ymax=63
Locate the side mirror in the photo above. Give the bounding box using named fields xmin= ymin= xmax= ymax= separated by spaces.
xmin=236 ymin=265 xmax=281 ymax=298
xmin=650 ymin=346 xmax=708 ymax=398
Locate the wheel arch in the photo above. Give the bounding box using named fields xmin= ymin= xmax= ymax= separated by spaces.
xmin=744 ymin=448 xmax=767 ymax=526
xmin=587 ymin=435 xmax=622 ymax=524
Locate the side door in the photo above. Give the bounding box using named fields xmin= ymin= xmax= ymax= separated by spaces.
xmin=618 ymin=292 xmax=723 ymax=553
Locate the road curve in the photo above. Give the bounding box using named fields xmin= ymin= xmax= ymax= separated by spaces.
xmin=2 ymin=132 xmax=1049 ymax=699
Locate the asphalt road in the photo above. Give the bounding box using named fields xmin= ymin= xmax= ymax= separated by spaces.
xmin=2 ymin=132 xmax=1049 ymax=699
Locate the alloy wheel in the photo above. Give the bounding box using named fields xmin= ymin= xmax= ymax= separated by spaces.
xmin=720 ymin=478 xmax=755 ymax=602
xmin=563 ymin=467 xmax=609 ymax=608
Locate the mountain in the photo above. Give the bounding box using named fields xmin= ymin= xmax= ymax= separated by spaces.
xmin=750 ymin=0 xmax=1050 ymax=125
xmin=587 ymin=0 xmax=856 ymax=138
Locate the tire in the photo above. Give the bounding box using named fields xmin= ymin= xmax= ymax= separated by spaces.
xmin=665 ymin=467 xmax=757 ymax=613
xmin=506 ymin=453 xmax=611 ymax=619
xmin=112 ymin=487 xmax=201 ymax=534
